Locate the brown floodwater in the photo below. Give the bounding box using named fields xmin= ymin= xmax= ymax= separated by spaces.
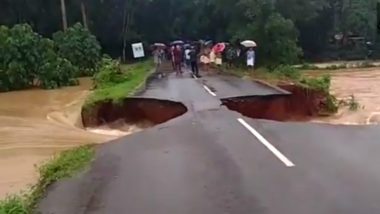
xmin=309 ymin=67 xmax=380 ymax=125
xmin=0 ymin=78 xmax=129 ymax=199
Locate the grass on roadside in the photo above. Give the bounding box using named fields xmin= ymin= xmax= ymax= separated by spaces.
xmin=0 ymin=145 xmax=95 ymax=214
xmin=84 ymin=59 xmax=154 ymax=108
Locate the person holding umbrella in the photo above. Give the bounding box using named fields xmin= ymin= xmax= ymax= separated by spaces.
xmin=241 ymin=40 xmax=257 ymax=71
xmin=246 ymin=48 xmax=255 ymax=70
xmin=212 ymin=43 xmax=226 ymax=70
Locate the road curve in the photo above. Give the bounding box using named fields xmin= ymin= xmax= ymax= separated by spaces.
xmin=38 ymin=71 xmax=380 ymax=214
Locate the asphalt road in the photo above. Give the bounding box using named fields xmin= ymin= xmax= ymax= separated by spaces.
xmin=38 ymin=71 xmax=380 ymax=214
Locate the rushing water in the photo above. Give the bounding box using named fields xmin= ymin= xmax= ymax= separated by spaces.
xmin=0 ymin=78 xmax=124 ymax=199
xmin=309 ymin=68 xmax=380 ymax=125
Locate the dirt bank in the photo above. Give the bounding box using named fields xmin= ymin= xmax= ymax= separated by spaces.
xmin=82 ymin=98 xmax=188 ymax=128
xmin=222 ymin=84 xmax=329 ymax=121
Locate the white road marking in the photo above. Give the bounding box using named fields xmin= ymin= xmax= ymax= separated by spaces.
xmin=237 ymin=118 xmax=295 ymax=167
xmin=203 ymin=85 xmax=216 ymax=96
xmin=193 ymin=74 xmax=198 ymax=79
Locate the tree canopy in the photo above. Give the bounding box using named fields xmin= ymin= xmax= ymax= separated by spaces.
xmin=0 ymin=0 xmax=378 ymax=61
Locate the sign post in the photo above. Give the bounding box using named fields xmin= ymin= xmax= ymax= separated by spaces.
xmin=131 ymin=42 xmax=145 ymax=59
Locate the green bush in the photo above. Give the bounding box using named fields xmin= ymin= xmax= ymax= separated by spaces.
xmin=300 ymin=74 xmax=331 ymax=93
xmin=0 ymin=196 xmax=28 ymax=214
xmin=93 ymin=57 xmax=126 ymax=89
xmin=53 ymin=23 xmax=101 ymax=76
xmin=0 ymin=24 xmax=41 ymax=90
xmin=299 ymin=74 xmax=338 ymax=113
xmin=37 ymin=38 xmax=79 ymax=89
xmin=0 ymin=24 xmax=80 ymax=91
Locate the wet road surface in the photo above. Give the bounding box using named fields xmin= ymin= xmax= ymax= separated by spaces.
xmin=201 ymin=75 xmax=289 ymax=98
xmin=38 ymin=71 xmax=380 ymax=214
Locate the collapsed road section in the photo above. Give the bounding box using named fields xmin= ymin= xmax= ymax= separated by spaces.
xmin=222 ymin=84 xmax=330 ymax=121
xmin=201 ymin=76 xmax=333 ymax=122
xmin=82 ymin=98 xmax=188 ymax=128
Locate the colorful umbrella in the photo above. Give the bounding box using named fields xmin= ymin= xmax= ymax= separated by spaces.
xmin=212 ymin=43 xmax=226 ymax=53
xmin=241 ymin=40 xmax=257 ymax=48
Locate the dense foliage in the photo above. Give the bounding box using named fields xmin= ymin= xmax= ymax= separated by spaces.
xmin=53 ymin=23 xmax=101 ymax=76
xmin=93 ymin=56 xmax=126 ymax=89
xmin=0 ymin=23 xmax=101 ymax=91
xmin=0 ymin=0 xmax=377 ymax=62
xmin=0 ymin=24 xmax=76 ymax=91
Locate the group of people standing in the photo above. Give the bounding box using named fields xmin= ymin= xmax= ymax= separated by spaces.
xmin=152 ymin=41 xmax=256 ymax=78
xmin=153 ymin=44 xmax=200 ymax=78
xmin=169 ymin=45 xmax=200 ymax=77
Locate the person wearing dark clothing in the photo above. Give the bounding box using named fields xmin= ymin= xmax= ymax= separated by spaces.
xmin=189 ymin=47 xmax=200 ymax=77
xmin=170 ymin=46 xmax=176 ymax=70
xmin=173 ymin=45 xmax=182 ymax=75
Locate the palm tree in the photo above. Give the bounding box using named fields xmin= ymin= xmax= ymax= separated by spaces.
xmin=60 ymin=0 xmax=68 ymax=30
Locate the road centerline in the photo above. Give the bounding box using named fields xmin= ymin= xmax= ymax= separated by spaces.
xmin=203 ymin=85 xmax=216 ymax=96
xmin=237 ymin=118 xmax=295 ymax=167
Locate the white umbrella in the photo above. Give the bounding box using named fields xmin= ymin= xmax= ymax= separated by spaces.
xmin=241 ymin=40 xmax=257 ymax=48
xmin=171 ymin=40 xmax=184 ymax=45
xmin=153 ymin=43 xmax=166 ymax=47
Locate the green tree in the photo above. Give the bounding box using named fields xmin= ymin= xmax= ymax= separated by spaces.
xmin=53 ymin=23 xmax=101 ymax=75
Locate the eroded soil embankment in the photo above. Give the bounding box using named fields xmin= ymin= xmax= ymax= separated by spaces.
xmin=222 ymin=85 xmax=328 ymax=121
xmin=82 ymin=98 xmax=188 ymax=128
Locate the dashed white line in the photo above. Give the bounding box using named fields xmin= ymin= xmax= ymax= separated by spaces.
xmin=237 ymin=118 xmax=295 ymax=167
xmin=203 ymin=85 xmax=216 ymax=96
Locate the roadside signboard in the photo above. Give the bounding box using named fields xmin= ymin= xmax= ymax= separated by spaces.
xmin=132 ymin=42 xmax=145 ymax=58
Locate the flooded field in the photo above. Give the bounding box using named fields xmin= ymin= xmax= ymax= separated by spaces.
xmin=0 ymin=78 xmax=125 ymax=199
xmin=310 ymin=68 xmax=380 ymax=125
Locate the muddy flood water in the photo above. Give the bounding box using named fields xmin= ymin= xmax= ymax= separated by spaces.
xmin=0 ymin=78 xmax=138 ymax=199
xmin=310 ymin=67 xmax=380 ymax=125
